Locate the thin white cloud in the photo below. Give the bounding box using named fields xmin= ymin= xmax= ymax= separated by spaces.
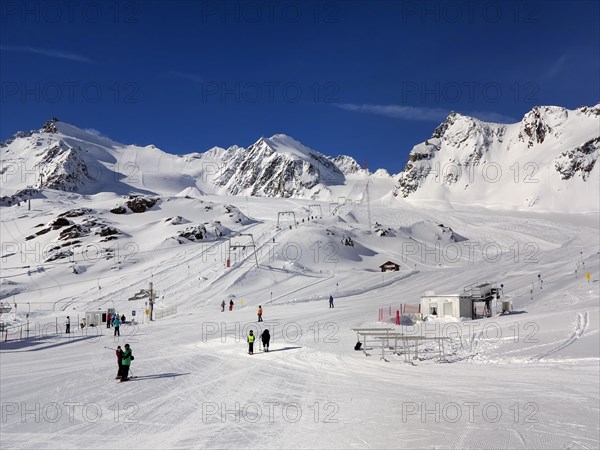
xmin=0 ymin=44 xmax=93 ymax=63
xmin=83 ymin=128 xmax=104 ymax=137
xmin=167 ymin=71 xmax=204 ymax=83
xmin=335 ymin=103 xmax=516 ymax=124
xmin=335 ymin=103 xmax=449 ymax=121
xmin=546 ymin=54 xmax=568 ymax=78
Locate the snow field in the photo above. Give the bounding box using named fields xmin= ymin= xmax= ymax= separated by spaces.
xmin=1 ymin=192 xmax=599 ymax=449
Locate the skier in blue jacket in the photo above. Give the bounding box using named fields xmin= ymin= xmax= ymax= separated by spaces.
xmin=112 ymin=316 xmax=121 ymax=336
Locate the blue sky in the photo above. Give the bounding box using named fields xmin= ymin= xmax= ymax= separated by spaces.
xmin=1 ymin=0 xmax=598 ymax=174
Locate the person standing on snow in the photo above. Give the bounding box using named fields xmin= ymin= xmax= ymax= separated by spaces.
xmin=221 ymin=300 xmax=226 ymax=312
xmin=229 ymin=300 xmax=234 ymax=311
xmin=115 ymin=345 xmax=124 ymax=379
xmin=260 ymin=328 xmax=270 ymax=352
xmin=120 ymin=344 xmax=133 ymax=381
xmin=247 ymin=330 xmax=255 ymax=355
xmin=112 ymin=315 xmax=121 ymax=337
xmin=329 ymin=295 xmax=334 ymax=308
xmin=65 ymin=316 xmax=71 ymax=334
xmin=257 ymin=305 xmax=263 ymax=322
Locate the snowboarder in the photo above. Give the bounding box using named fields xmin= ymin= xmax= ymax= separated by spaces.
xmin=115 ymin=345 xmax=123 ymax=379
xmin=247 ymin=330 xmax=255 ymax=355
xmin=260 ymin=329 xmax=270 ymax=352
xmin=257 ymin=305 xmax=263 ymax=322
xmin=65 ymin=316 xmax=70 ymax=334
xmin=229 ymin=300 xmax=234 ymax=311
xmin=329 ymin=295 xmax=334 ymax=308
xmin=221 ymin=300 xmax=226 ymax=312
xmin=112 ymin=316 xmax=121 ymax=337
xmin=120 ymin=344 xmax=133 ymax=382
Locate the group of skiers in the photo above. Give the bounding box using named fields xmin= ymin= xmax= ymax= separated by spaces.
xmin=107 ymin=313 xmax=126 ymax=328
xmin=233 ymin=295 xmax=336 ymax=354
xmin=247 ymin=329 xmax=270 ymax=355
xmin=115 ymin=344 xmax=133 ymax=382
xmin=103 ymin=291 xmax=336 ymax=382
xmin=66 ymin=313 xmax=127 ymax=335
xmin=106 ymin=313 xmax=126 ymax=336
xmin=220 ymin=300 xmax=267 ymax=320
xmin=221 ymin=300 xmax=235 ymax=311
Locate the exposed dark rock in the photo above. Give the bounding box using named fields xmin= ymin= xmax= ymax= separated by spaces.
xmin=179 ymin=224 xmax=208 ymax=241
xmin=59 ymin=224 xmax=86 ymax=240
xmin=165 ymin=216 xmax=187 ymax=225
xmin=41 ymin=118 xmax=60 ymax=134
xmin=46 ymin=250 xmax=73 ymax=262
xmin=555 ymin=137 xmax=599 ymax=181
xmin=0 ymin=188 xmax=40 ymax=207
xmin=341 ymin=236 xmax=354 ymax=247
xmin=374 ymin=222 xmax=393 ymax=237
xmin=437 ymin=224 xmax=467 ymax=242
xmin=49 ymin=217 xmax=71 ymax=229
xmin=59 ymin=208 xmax=92 ymax=218
xmin=97 ymin=226 xmax=119 ymax=237
xmin=126 ymin=196 xmax=158 ymax=213
xmin=38 ymin=142 xmax=90 ymax=191
xmin=518 ymin=106 xmax=568 ymax=148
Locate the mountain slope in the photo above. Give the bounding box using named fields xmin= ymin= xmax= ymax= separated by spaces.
xmin=0 ymin=121 xmax=372 ymax=202
xmin=394 ymin=104 xmax=600 ymax=211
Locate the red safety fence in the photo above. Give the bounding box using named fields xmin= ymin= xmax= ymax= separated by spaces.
xmin=378 ymin=305 xmax=401 ymax=324
xmin=378 ymin=304 xmax=422 ymax=325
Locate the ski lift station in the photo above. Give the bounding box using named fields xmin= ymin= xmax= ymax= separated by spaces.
xmin=85 ymin=308 xmax=116 ymax=327
xmin=420 ymin=282 xmax=502 ymax=320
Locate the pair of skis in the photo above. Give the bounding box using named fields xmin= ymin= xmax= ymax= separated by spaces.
xmin=116 ymin=376 xmax=137 ymax=382
xmin=248 ymin=347 xmax=269 ymax=355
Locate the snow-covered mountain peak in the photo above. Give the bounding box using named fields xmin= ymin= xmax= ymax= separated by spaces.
xmin=212 ymin=133 xmax=351 ymax=198
xmin=52 ymin=120 xmax=120 ymax=149
xmin=1 ymin=120 xmax=391 ymax=202
xmin=394 ymin=103 xmax=600 ymax=211
xmin=259 ymin=134 xmax=321 ymax=160
xmin=431 ymin=111 xmax=478 ymax=138
xmin=517 ymin=105 xmax=570 ymax=148
xmin=576 ymin=102 xmax=600 ymax=115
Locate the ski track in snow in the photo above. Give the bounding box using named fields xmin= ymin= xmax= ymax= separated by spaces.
xmin=531 ymin=311 xmax=590 ymax=362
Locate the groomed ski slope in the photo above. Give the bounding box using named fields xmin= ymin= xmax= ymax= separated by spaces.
xmin=0 ymin=194 xmax=599 ymax=449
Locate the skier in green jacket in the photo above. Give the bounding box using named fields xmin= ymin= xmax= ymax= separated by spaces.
xmin=120 ymin=344 xmax=133 ymax=381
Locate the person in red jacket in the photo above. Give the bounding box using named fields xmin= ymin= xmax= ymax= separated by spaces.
xmin=229 ymin=300 xmax=234 ymax=311
xmin=115 ymin=346 xmax=123 ymax=380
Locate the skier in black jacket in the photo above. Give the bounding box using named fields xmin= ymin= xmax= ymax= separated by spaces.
xmin=260 ymin=329 xmax=270 ymax=352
